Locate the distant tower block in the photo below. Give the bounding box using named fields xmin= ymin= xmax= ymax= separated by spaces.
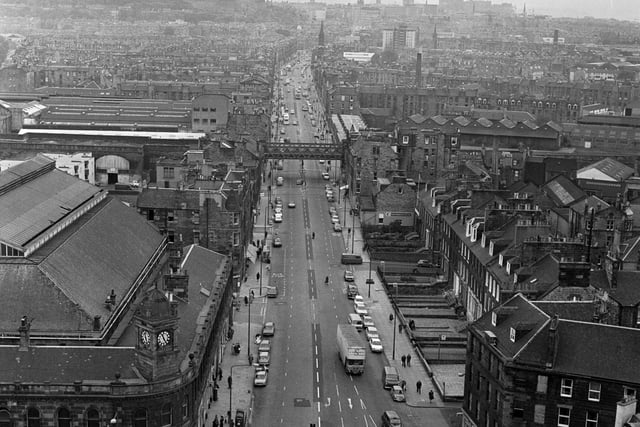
xmin=403 ymin=0 xmax=414 ymax=5
xmin=553 ymin=29 xmax=559 ymax=44
xmin=432 ymin=25 xmax=438 ymax=49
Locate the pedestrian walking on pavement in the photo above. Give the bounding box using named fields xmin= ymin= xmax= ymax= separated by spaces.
xmin=406 ymin=354 xmax=411 ymax=366
xmin=389 ymin=313 xmax=394 ymax=322
xmin=256 ymin=272 xmax=260 ymax=281
xmin=416 ymin=380 xmax=422 ymax=394
xmin=213 ymin=415 xmax=219 ymax=427
xmin=401 ymin=355 xmax=406 ymax=367
xmin=227 ymin=375 xmax=232 ymax=389
xmin=400 ymin=380 xmax=406 ymax=393
xmin=429 ymin=390 xmax=434 ymax=403
xmin=312 ymin=232 xmax=315 ymax=239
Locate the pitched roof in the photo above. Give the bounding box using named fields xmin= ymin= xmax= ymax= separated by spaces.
xmin=577 ymin=157 xmax=635 ymax=182
xmin=137 ymin=188 xmax=201 ymax=210
xmin=543 ymin=175 xmax=586 ymax=207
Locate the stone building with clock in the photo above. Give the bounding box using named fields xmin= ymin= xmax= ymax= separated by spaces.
xmin=0 ymin=155 xmax=235 ymax=426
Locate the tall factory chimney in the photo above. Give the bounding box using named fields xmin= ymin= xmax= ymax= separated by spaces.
xmin=415 ymin=50 xmax=422 ymax=88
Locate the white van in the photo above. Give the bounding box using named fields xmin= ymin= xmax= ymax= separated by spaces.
xmin=348 ymin=313 xmax=363 ymax=331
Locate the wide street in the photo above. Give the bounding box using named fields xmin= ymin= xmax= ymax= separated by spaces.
xmin=245 ymin=56 xmax=456 ymax=427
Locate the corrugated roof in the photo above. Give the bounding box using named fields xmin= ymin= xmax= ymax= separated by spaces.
xmin=0 ymin=163 xmax=102 ymax=248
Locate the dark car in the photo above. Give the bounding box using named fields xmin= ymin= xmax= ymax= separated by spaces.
xmin=235 ymin=409 xmax=246 ymax=427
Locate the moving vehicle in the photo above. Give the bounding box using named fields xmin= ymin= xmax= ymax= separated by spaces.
xmin=262 ymin=322 xmax=275 ymax=336
xmin=341 ymin=253 xmax=363 ymax=265
xmin=235 ymin=410 xmax=247 ymax=427
xmin=336 ymin=324 xmax=366 ymax=374
xmin=381 ymin=410 xmax=402 ymax=427
xmin=272 ymin=237 xmax=282 ymax=247
xmin=344 ymin=270 xmax=355 ymax=282
xmin=276 ymin=176 xmax=284 ymax=186
xmin=266 ymin=286 xmax=278 ymax=298
xmin=390 ymin=385 xmax=406 ymax=402
xmin=253 ymin=367 xmax=268 ymax=387
xmin=322 ymin=172 xmax=330 ymax=180
xmin=274 ymin=213 xmax=283 ymax=223
xmin=283 ymin=113 xmax=289 ymax=125
xmin=288 ymin=201 xmax=296 ymax=208
xmin=347 ymin=313 xmax=363 ymax=331
xmin=382 ymin=366 xmax=400 ymax=389
xmin=346 ymin=284 xmax=358 ymax=299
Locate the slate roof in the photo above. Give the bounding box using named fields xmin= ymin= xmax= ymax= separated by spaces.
xmin=533 ymin=301 xmax=596 ymax=322
xmin=137 ymin=188 xmax=201 ymax=210
xmin=0 ymin=346 xmax=138 ymax=382
xmin=473 ymin=293 xmax=640 ymax=385
xmin=0 ymin=198 xmax=164 ymax=333
xmin=543 ymin=175 xmax=586 ymax=207
xmin=578 ymin=157 xmax=635 ymax=182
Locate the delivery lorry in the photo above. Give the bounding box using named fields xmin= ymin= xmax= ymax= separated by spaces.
xmin=337 ymin=324 xmax=366 ymax=375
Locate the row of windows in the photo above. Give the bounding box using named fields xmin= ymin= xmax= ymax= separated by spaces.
xmin=4 ymin=406 xmax=177 ymax=427
xmin=193 ymin=107 xmax=217 ymax=112
xmin=193 ymin=118 xmax=217 ymax=125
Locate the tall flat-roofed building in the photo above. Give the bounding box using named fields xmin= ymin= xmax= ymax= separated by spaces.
xmin=381 ymin=25 xmax=418 ymax=50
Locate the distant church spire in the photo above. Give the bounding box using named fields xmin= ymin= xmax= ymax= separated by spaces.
xmin=523 ymin=3 xmax=527 ymax=17
xmin=318 ymin=20 xmax=325 ymax=47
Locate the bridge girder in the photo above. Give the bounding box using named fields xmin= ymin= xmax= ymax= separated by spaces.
xmin=264 ymin=142 xmax=342 ymax=160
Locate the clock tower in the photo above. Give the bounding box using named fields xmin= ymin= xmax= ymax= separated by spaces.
xmin=133 ymin=288 xmax=180 ymax=381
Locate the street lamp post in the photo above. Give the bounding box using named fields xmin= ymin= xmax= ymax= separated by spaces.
xmin=351 ymin=212 xmax=355 ymax=254
xmin=366 ymin=259 xmax=374 ymax=298
xmin=392 ymin=282 xmax=397 ymax=361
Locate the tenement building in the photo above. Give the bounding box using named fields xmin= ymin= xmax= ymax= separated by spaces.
xmin=461 ymin=293 xmax=640 ymax=427
xmin=0 ymin=155 xmax=234 ymax=426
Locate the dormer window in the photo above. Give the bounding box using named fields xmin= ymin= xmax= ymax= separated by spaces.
xmin=481 ymin=234 xmax=487 ymax=248
xmin=499 ymin=253 xmax=504 ymax=266
xmin=491 ymin=312 xmax=497 ymax=327
xmin=509 ymin=327 xmax=516 ymax=342
xmin=489 ymin=241 xmax=495 ymax=256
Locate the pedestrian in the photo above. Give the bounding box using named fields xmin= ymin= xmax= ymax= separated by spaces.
xmin=312 ymin=232 xmax=315 ymax=239
xmin=400 ymin=380 xmax=406 ymax=392
xmin=256 ymin=272 xmax=260 ymax=281
xmin=219 ymin=415 xmax=224 ymax=425
xmin=227 ymin=375 xmax=232 ymax=389
xmin=251 ymin=290 xmax=255 ymax=299
xmin=399 ymin=323 xmax=403 ymax=333
xmin=401 ymin=354 xmax=406 ymax=368
xmin=389 ymin=313 xmax=394 ymax=322
xmin=213 ymin=415 xmax=219 ymax=427
xmin=416 ymin=380 xmax=422 ymax=394
xmin=428 ymin=390 xmax=434 ymax=403
xmin=406 ymin=354 xmax=411 ymax=366
xmin=244 ymin=295 xmax=249 ymax=305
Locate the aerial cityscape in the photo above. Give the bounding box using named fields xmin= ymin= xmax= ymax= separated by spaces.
xmin=0 ymin=0 xmax=639 ymax=426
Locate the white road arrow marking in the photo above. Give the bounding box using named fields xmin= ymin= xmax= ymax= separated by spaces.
xmin=324 ymin=397 xmax=331 ymax=407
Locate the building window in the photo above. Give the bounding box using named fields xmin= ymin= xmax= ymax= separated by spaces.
xmin=160 ymin=403 xmax=172 ymax=426
xmin=534 ymin=405 xmax=546 ymax=424
xmin=133 ymin=409 xmax=147 ymax=427
xmin=378 ymin=213 xmax=384 ymax=224
xmin=27 ymin=408 xmax=40 ymax=427
xmin=557 ymin=406 xmax=571 ymax=427
xmin=233 ymin=231 xmax=240 ymax=246
xmin=586 ymin=410 xmax=598 ymax=427
xmin=182 ymin=396 xmax=189 ymax=419
xmin=0 ymin=410 xmax=9 ymax=427
xmin=606 ymin=217 xmax=614 ymax=231
xmin=537 ymin=375 xmax=548 ymax=394
xmin=86 ymin=408 xmax=100 ymax=427
xmin=588 ymin=382 xmax=601 ymax=402
xmin=513 ymin=401 xmax=524 ymax=418
xmin=624 ymin=387 xmax=636 ymax=400
xmin=232 ymin=212 xmax=240 ymax=226
xmin=167 ymin=211 xmax=175 ymax=222
xmin=373 ymin=146 xmax=380 ymax=156
xmin=560 ymin=378 xmax=573 ymax=397
xmin=57 ymin=408 xmax=71 ymax=427
xmin=163 ymin=167 xmax=175 ymax=179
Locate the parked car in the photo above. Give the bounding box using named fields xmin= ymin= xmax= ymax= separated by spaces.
xmin=273 ymin=237 xmax=282 ymax=247
xmin=329 ymin=206 xmax=337 ymax=215
xmin=322 ymin=172 xmax=330 ymax=180
xmin=365 ymin=326 xmax=379 ymax=342
xmin=390 ymin=385 xmax=406 ymax=402
xmin=417 ymin=259 xmax=436 ymax=268
xmin=362 ymin=315 xmax=375 ymax=329
xmin=333 ymin=222 xmax=342 ymax=232
xmin=262 ymin=322 xmax=276 ymax=336
xmin=258 ymin=339 xmax=271 ymax=353
xmin=331 ymin=214 xmax=340 ymax=224
xmin=235 ymin=410 xmax=246 ymax=427
xmin=254 ymin=368 xmax=268 ymax=386
xmin=258 ymin=351 xmax=270 ymax=365
xmin=369 ymin=337 xmax=383 ymax=353
xmin=274 ymin=213 xmax=283 ymax=223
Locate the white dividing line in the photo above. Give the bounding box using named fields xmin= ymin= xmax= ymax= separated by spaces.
xmin=353 ymin=385 xmax=359 ymax=395
xmin=316 ymin=372 xmax=319 ymax=382
xmin=317 ymin=387 xmax=320 ymax=398
xmin=316 ymin=359 xmax=318 ymax=369
xmin=335 ymin=383 xmax=340 ymax=396
xmin=338 ymin=400 xmax=342 ymax=412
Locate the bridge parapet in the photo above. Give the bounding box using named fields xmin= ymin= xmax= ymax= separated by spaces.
xmin=264 ymin=142 xmax=342 ymax=160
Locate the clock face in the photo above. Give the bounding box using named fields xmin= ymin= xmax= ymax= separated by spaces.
xmin=157 ymin=330 xmax=171 ymax=347
xmin=140 ymin=330 xmax=151 ymax=347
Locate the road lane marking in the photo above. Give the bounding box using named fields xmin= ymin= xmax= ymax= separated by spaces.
xmin=353 ymin=385 xmax=359 ymax=395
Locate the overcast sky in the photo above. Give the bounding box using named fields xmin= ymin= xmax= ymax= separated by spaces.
xmin=499 ymin=0 xmax=640 ymax=21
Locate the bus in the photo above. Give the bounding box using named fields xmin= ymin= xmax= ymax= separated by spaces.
xmin=283 ymin=113 xmax=290 ymax=125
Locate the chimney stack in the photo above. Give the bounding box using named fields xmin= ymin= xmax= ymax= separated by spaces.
xmin=19 ymin=316 xmax=31 ymax=352
xmin=545 ymin=315 xmax=559 ymax=368
xmin=415 ymin=50 xmax=422 ymax=88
